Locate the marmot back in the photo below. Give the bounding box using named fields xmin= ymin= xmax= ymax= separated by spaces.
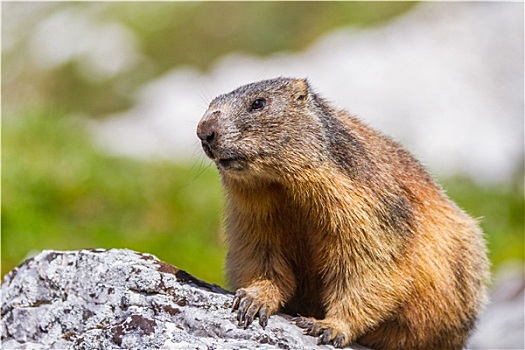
xmin=197 ymin=77 xmax=489 ymax=349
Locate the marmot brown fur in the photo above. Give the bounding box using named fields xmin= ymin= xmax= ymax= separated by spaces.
xmin=196 ymin=77 xmax=489 ymax=349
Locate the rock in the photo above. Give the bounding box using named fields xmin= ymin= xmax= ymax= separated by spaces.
xmin=467 ymin=261 xmax=525 ymax=349
xmin=1 ymin=249 xmax=368 ymax=349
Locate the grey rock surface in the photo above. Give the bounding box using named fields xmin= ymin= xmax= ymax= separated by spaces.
xmin=1 ymin=249 xmax=368 ymax=349
xmin=467 ymin=261 xmax=525 ymax=349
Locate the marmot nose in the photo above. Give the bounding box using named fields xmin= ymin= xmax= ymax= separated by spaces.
xmin=197 ymin=110 xmax=220 ymax=147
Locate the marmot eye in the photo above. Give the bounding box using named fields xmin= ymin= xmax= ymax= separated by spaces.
xmin=250 ymin=98 xmax=266 ymax=111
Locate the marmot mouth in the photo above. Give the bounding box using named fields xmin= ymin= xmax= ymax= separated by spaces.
xmin=218 ymin=157 xmax=246 ymax=170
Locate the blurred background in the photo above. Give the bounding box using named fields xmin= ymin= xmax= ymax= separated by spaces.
xmin=2 ymin=2 xmax=524 ymax=347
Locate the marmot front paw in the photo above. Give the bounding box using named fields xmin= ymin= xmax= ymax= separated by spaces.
xmin=295 ymin=316 xmax=352 ymax=348
xmin=232 ymin=289 xmax=273 ymax=329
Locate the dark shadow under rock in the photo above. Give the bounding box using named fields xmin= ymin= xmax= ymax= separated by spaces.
xmin=1 ymin=249 xmax=368 ymax=349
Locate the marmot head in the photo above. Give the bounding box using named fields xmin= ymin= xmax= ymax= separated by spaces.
xmin=197 ymin=77 xmax=330 ymax=179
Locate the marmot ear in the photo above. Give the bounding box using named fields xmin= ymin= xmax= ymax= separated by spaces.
xmin=292 ymin=78 xmax=309 ymax=102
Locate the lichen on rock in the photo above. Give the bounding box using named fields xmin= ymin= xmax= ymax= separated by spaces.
xmin=1 ymin=249 xmax=366 ymax=349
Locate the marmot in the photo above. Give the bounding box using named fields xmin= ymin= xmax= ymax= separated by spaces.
xmin=196 ymin=77 xmax=489 ymax=349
